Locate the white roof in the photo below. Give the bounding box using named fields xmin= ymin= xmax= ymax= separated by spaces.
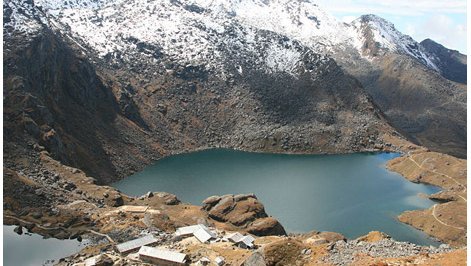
xmin=84 ymin=256 xmax=99 ymax=266
xmin=175 ymin=224 xmax=211 ymax=236
xmin=225 ymin=233 xmax=255 ymax=247
xmin=241 ymin=235 xmax=255 ymax=243
xmin=215 ymin=256 xmax=225 ymax=266
xmin=193 ymin=227 xmax=217 ymax=243
xmin=240 ymin=235 xmax=255 ymax=247
xmin=138 ymin=246 xmax=187 ymax=263
xmin=226 ymin=232 xmax=244 ymax=243
xmin=175 ymin=224 xmax=217 ymax=243
xmin=199 ymin=257 xmax=211 ymax=262
xmin=175 ymin=225 xmax=201 ymax=236
xmin=116 ymin=235 xmax=159 ymax=253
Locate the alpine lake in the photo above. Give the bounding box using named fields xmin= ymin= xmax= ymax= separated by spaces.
xmin=113 ymin=149 xmax=441 ymax=246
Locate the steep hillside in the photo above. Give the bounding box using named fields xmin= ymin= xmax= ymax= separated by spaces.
xmin=4 ymin=0 xmax=395 ymax=183
xmin=3 ymin=28 xmax=155 ymax=183
xmin=342 ymin=15 xmax=466 ymax=157
xmin=170 ymin=0 xmax=466 ymax=157
xmin=420 ymin=38 xmax=467 ymax=84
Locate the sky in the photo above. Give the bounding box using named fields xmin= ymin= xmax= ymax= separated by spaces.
xmin=316 ymin=0 xmax=467 ymax=54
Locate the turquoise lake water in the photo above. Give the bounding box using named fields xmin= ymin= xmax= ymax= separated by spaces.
xmin=3 ymin=225 xmax=87 ymax=266
xmin=113 ymin=149 xmax=441 ymax=246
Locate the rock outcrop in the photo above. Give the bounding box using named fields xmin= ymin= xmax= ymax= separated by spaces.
xmin=355 ymin=231 xmax=390 ymax=243
xmin=262 ymin=238 xmax=307 ymax=266
xmin=324 ymin=236 xmax=454 ymax=265
xmin=243 ymin=252 xmax=267 ymax=266
xmin=202 ymin=194 xmax=286 ymax=236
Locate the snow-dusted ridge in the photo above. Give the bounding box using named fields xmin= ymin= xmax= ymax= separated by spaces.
xmin=351 ymin=14 xmax=439 ymax=70
xmin=4 ymin=0 xmax=441 ymax=75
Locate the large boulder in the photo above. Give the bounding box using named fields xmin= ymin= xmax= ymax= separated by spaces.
xmin=356 ymin=231 xmax=390 ymax=242
xmin=243 ymin=252 xmax=267 ymax=266
xmin=299 ymin=230 xmax=346 ymax=244
xmin=247 ymin=217 xmax=287 ymax=236
xmin=262 ymin=238 xmax=307 ymax=266
xmin=155 ymin=192 xmax=180 ymax=205
xmin=202 ymin=194 xmax=286 ymax=236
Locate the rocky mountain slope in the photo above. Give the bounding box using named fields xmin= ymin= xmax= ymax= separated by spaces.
xmin=340 ymin=15 xmax=467 ymax=158
xmin=4 ymin=0 xmax=400 ymax=183
xmin=420 ymin=38 xmax=467 ymax=84
xmin=182 ymin=0 xmax=466 ymax=157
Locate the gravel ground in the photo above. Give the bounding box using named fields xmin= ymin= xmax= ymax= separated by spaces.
xmin=324 ymin=239 xmax=452 ymax=265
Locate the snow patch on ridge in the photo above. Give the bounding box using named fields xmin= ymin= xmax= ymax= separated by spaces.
xmin=4 ymin=0 xmax=441 ymax=75
xmin=352 ymin=14 xmax=439 ymax=70
xmin=265 ymin=41 xmax=301 ymax=75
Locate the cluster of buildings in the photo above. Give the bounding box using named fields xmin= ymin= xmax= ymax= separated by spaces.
xmin=107 ymin=224 xmax=256 ymax=265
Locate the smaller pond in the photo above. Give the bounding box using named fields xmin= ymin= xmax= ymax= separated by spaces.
xmin=3 ymin=225 xmax=87 ymax=266
xmin=113 ymin=149 xmax=442 ymax=246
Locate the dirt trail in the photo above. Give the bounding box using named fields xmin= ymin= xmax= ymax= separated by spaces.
xmin=389 ymin=151 xmax=467 ymax=247
xmin=408 ymin=155 xmax=467 ymax=197
xmin=431 ymin=205 xmax=465 ymax=230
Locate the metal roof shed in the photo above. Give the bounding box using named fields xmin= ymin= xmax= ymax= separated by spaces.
xmin=175 ymin=224 xmax=205 ymax=236
xmin=239 ymin=235 xmax=255 ymax=249
xmin=115 ymin=235 xmax=159 ymax=254
xmin=138 ymin=246 xmax=187 ymax=266
xmin=193 ymin=227 xmax=217 ymax=243
xmin=215 ymin=256 xmax=225 ymax=266
xmin=226 ymin=232 xmax=244 ymax=243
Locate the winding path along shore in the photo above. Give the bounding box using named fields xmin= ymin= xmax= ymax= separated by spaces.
xmin=388 ymin=150 xmax=467 ymax=247
xmin=431 ymin=204 xmax=465 ymax=231
xmin=407 ymin=155 xmax=467 ymax=195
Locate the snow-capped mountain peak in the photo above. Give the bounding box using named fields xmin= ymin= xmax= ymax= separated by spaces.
xmin=352 ymin=14 xmax=438 ymax=70
xmin=4 ymin=0 xmax=440 ymax=74
xmin=193 ymin=0 xmax=356 ymax=52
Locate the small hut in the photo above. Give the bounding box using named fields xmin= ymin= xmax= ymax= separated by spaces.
xmin=237 ymin=235 xmax=255 ymax=249
xmin=175 ymin=224 xmax=217 ymax=243
xmin=138 ymin=246 xmax=187 ymax=266
xmin=224 ymin=232 xmax=255 ymax=249
xmin=115 ymin=235 xmax=159 ymax=254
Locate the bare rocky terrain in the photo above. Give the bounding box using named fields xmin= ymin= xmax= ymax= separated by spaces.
xmin=329 ymin=15 xmax=467 ymax=158
xmin=3 ymin=7 xmax=397 ymax=184
xmin=420 ymin=38 xmax=467 ymax=84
